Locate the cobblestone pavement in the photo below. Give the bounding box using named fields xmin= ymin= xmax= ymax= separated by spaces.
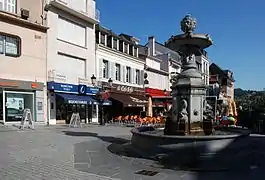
xmin=0 ymin=125 xmax=265 ymax=180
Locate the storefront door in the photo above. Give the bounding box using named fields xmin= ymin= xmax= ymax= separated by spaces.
xmin=4 ymin=91 xmax=34 ymax=123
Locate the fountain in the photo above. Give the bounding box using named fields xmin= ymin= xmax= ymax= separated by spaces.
xmin=130 ymin=14 xmax=250 ymax=170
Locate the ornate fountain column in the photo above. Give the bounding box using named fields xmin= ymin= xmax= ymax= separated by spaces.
xmin=164 ymin=14 xmax=213 ymax=135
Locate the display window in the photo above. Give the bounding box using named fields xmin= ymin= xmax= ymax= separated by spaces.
xmin=4 ymin=91 xmax=34 ymax=122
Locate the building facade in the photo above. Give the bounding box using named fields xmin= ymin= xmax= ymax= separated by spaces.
xmin=145 ymin=36 xmax=182 ymax=88
xmin=138 ymin=42 xmax=171 ymax=117
xmin=95 ymin=25 xmax=147 ymax=120
xmin=209 ymin=63 xmax=235 ymax=100
xmin=44 ymin=0 xmax=100 ymax=124
xmin=0 ymin=0 xmax=48 ymax=124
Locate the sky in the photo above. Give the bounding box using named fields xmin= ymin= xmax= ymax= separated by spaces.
xmin=96 ymin=0 xmax=265 ymax=90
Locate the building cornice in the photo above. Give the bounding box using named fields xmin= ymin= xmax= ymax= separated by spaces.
xmin=96 ymin=44 xmax=145 ymax=64
xmin=45 ymin=1 xmax=98 ymax=24
xmin=0 ymin=11 xmax=48 ymax=33
xmin=145 ymin=66 xmax=169 ymax=76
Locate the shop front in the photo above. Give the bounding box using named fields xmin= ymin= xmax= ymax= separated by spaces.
xmin=47 ymin=81 xmax=111 ymax=125
xmin=101 ymin=82 xmax=148 ymax=119
xmin=0 ymin=78 xmax=45 ymax=124
xmin=145 ymin=88 xmax=171 ymax=117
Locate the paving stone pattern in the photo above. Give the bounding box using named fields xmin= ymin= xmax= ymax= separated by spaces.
xmin=0 ymin=125 xmax=264 ymax=180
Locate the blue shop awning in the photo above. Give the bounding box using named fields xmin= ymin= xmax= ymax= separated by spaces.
xmin=90 ymin=96 xmax=112 ymax=106
xmin=56 ymin=93 xmax=96 ymax=105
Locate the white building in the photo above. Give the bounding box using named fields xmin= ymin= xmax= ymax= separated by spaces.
xmin=95 ymin=25 xmax=147 ymax=119
xmin=144 ymin=36 xmax=182 ymax=89
xmin=195 ymin=50 xmax=210 ymax=85
xmin=44 ymin=0 xmax=100 ymax=125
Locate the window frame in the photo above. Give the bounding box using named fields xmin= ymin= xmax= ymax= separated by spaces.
xmin=100 ymin=33 xmax=106 ymax=45
xmin=124 ymin=43 xmax=128 ymax=54
xmin=57 ymin=16 xmax=87 ymax=48
xmin=102 ymin=59 xmax=109 ymax=79
xmin=115 ymin=63 xmax=121 ymax=81
xmin=113 ymin=38 xmax=118 ymax=50
xmin=0 ymin=32 xmax=21 ymax=58
xmin=126 ymin=66 xmax=131 ymax=83
xmin=135 ymin=69 xmax=140 ymax=85
xmin=0 ymin=0 xmax=17 ymax=14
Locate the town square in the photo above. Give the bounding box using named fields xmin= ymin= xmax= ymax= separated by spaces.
xmin=0 ymin=0 xmax=264 ymax=179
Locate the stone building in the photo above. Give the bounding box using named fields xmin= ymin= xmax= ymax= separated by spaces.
xmin=0 ymin=0 xmax=48 ymax=124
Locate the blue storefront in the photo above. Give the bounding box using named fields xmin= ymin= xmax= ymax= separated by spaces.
xmin=47 ymin=81 xmax=111 ymax=125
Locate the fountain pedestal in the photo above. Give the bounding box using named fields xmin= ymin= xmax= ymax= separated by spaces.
xmin=164 ymin=14 xmax=213 ymax=135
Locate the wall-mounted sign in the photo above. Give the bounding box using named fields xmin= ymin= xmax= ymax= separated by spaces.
xmin=117 ymin=85 xmax=134 ymax=93
xmin=130 ymin=96 xmax=148 ymax=103
xmin=47 ymin=81 xmax=99 ymax=95
xmin=78 ymin=84 xmax=87 ymax=95
xmin=0 ymin=78 xmax=44 ymax=90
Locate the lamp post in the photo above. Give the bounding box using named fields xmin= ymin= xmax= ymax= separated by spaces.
xmin=91 ymin=75 xmax=112 ymax=125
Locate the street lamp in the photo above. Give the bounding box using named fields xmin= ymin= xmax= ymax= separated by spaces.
xmin=91 ymin=74 xmax=96 ymax=86
xmin=91 ymin=75 xmax=113 ymax=125
xmin=108 ymin=78 xmax=113 ymax=87
xmin=144 ymin=79 xmax=149 ymax=88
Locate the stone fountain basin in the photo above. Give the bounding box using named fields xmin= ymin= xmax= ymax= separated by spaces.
xmin=167 ymin=33 xmax=213 ymax=50
xmin=131 ymin=126 xmax=251 ymax=158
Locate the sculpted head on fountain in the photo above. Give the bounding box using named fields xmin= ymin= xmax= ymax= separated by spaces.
xmin=180 ymin=14 xmax=197 ymax=35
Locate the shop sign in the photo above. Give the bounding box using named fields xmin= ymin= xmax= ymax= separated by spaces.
xmin=47 ymin=82 xmax=99 ymax=95
xmin=130 ymin=96 xmax=148 ymax=103
xmin=0 ymin=81 xmax=19 ymax=87
xmin=117 ymin=85 xmax=134 ymax=93
xmin=68 ymin=100 xmax=87 ymax=105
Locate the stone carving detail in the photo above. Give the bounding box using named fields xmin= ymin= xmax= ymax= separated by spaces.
xmin=177 ymin=99 xmax=189 ymax=134
xmin=180 ymin=14 xmax=197 ymax=34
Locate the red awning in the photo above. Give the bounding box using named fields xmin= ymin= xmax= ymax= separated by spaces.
xmin=145 ymin=88 xmax=170 ymax=98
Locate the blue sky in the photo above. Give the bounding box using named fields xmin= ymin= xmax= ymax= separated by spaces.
xmin=96 ymin=0 xmax=265 ymax=90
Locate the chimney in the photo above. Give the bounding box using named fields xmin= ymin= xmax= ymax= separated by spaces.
xmin=148 ymin=36 xmax=155 ymax=56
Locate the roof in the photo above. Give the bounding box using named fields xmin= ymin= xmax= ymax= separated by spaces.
xmin=210 ymin=63 xmax=235 ymax=82
xmin=95 ymin=24 xmax=138 ymax=46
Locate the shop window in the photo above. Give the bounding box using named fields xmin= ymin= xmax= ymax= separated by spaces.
xmin=0 ymin=0 xmax=16 ymax=14
xmin=5 ymin=92 xmax=34 ymax=122
xmin=115 ymin=63 xmax=121 ymax=81
xmin=0 ymin=33 xmax=21 ymax=57
xmin=102 ymin=60 xmax=109 ymax=79
xmin=126 ymin=66 xmax=131 ymax=83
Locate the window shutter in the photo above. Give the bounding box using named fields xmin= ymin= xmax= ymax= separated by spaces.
xmin=99 ymin=59 xmax=103 ymax=78
xmin=111 ymin=62 xmax=115 ymax=79
xmin=122 ymin=65 xmax=126 ymax=82
xmin=140 ymin=70 xmax=144 ymax=85
xmin=131 ymin=68 xmax=135 ymax=84
xmin=108 ymin=61 xmax=113 ymax=79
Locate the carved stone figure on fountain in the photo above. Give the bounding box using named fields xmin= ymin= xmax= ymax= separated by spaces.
xmin=203 ymin=101 xmax=215 ymax=135
xmin=180 ymin=14 xmax=197 ymax=36
xmin=177 ymin=99 xmax=189 ymax=135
